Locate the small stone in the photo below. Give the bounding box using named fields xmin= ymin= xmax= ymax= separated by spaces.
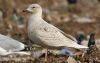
xmin=67 ymin=56 xmax=77 ymax=63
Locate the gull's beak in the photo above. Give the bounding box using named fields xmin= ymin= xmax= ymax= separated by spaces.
xmin=23 ymin=8 xmax=33 ymax=14
xmin=23 ymin=8 xmax=32 ymax=13
xmin=23 ymin=9 xmax=30 ymax=13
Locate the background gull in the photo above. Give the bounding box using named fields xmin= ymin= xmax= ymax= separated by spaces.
xmin=24 ymin=4 xmax=88 ymax=61
xmin=0 ymin=51 xmax=30 ymax=56
xmin=0 ymin=34 xmax=31 ymax=55
xmin=0 ymin=34 xmax=25 ymax=52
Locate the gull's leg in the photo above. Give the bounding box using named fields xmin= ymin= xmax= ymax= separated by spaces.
xmin=44 ymin=48 xmax=48 ymax=62
xmin=81 ymin=52 xmax=85 ymax=58
xmin=81 ymin=50 xmax=87 ymax=58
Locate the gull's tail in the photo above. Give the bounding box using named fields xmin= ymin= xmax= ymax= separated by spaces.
xmin=74 ymin=44 xmax=88 ymax=49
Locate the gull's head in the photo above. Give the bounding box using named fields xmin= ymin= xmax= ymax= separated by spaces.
xmin=24 ymin=4 xmax=42 ymax=14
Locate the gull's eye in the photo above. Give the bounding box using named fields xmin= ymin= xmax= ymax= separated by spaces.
xmin=32 ymin=7 xmax=35 ymax=8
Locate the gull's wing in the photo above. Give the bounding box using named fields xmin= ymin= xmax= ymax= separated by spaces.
xmin=36 ymin=21 xmax=88 ymax=49
xmin=0 ymin=46 xmax=6 ymax=52
xmin=58 ymin=29 xmax=77 ymax=42
xmin=0 ymin=34 xmax=25 ymax=51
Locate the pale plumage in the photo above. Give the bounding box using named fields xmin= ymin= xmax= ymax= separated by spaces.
xmin=0 ymin=34 xmax=30 ymax=55
xmin=0 ymin=46 xmax=6 ymax=52
xmin=26 ymin=4 xmax=88 ymax=49
xmin=0 ymin=51 xmax=30 ymax=56
xmin=0 ymin=34 xmax=25 ymax=52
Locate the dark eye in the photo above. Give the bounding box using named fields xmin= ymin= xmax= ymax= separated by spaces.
xmin=32 ymin=7 xmax=35 ymax=8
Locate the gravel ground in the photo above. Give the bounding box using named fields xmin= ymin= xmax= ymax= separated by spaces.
xmin=0 ymin=46 xmax=99 ymax=63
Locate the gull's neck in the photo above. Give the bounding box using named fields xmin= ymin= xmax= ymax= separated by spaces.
xmin=29 ymin=11 xmax=42 ymax=21
xmin=28 ymin=11 xmax=43 ymax=30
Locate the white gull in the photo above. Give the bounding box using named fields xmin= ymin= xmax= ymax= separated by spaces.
xmin=24 ymin=4 xmax=88 ymax=61
xmin=0 ymin=34 xmax=30 ymax=55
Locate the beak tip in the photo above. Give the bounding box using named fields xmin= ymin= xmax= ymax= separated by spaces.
xmin=22 ymin=9 xmax=31 ymax=13
xmin=23 ymin=10 xmax=26 ymax=12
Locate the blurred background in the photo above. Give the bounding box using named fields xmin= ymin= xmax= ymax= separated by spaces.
xmin=0 ymin=0 xmax=100 ymax=43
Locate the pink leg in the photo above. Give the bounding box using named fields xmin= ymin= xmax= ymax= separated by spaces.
xmin=81 ymin=52 xmax=85 ymax=58
xmin=44 ymin=48 xmax=48 ymax=62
